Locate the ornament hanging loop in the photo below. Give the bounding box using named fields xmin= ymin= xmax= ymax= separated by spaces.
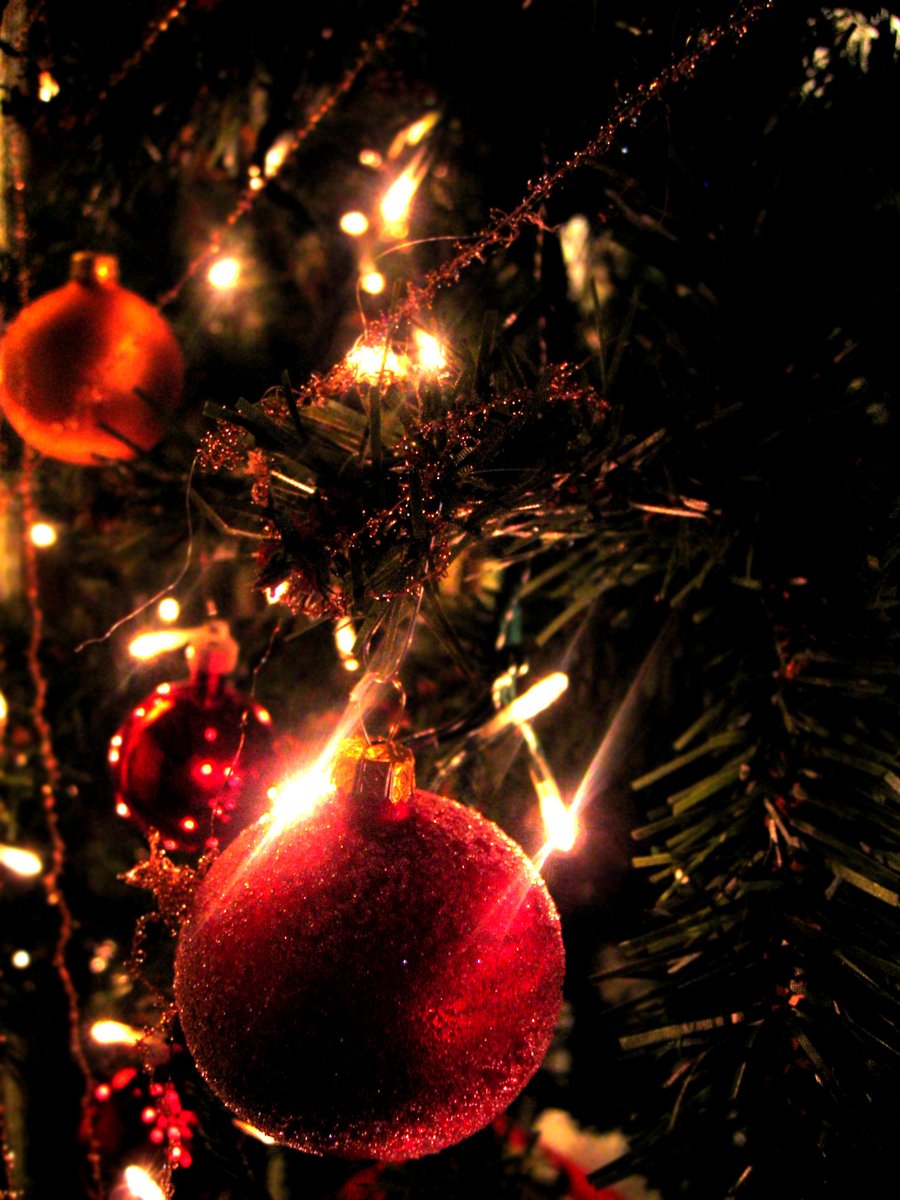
xmin=350 ymin=672 xmax=407 ymax=746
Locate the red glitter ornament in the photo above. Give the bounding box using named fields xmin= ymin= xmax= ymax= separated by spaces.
xmin=174 ymin=737 xmax=564 ymax=1161
xmin=109 ymin=622 xmax=279 ymax=853
xmin=0 ymin=252 xmax=183 ymax=464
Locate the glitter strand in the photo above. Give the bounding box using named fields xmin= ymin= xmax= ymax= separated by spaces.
xmin=18 ymin=455 xmax=104 ymax=1199
xmin=6 ymin=8 xmax=104 ymax=1174
xmin=84 ymin=0 xmax=191 ymax=123
xmin=157 ymin=0 xmax=421 ymax=310
xmin=359 ymin=0 xmax=777 ymax=344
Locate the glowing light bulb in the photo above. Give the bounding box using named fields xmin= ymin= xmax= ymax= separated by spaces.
xmin=11 ymin=949 xmax=30 ymax=969
xmin=505 ymin=673 xmax=569 ymax=725
xmin=538 ymin=780 xmax=577 ymax=853
xmin=0 ymin=845 xmax=42 ymax=877
xmin=157 ymin=597 xmax=180 ymax=623
xmin=414 ymin=329 xmax=447 ymax=374
xmin=91 ymin=1019 xmax=142 ymax=1047
xmin=207 ymin=257 xmax=240 ymax=290
xmin=380 ymin=166 xmax=420 ymax=238
xmin=38 ymin=70 xmax=60 ymax=103
xmin=334 ymin=616 xmax=360 ymax=671
xmin=480 ymin=673 xmax=569 ymax=741
xmin=264 ymin=134 xmax=292 ymax=178
xmin=360 ymin=269 xmax=386 ymax=296
xmin=265 ymin=580 xmax=290 ymax=605
xmin=387 ymin=112 xmax=440 ymax=157
xmin=340 ymin=211 xmax=369 ymax=236
xmin=345 ymin=341 xmax=408 ymax=382
xmin=233 ymin=1118 xmax=277 ymax=1144
xmin=123 ymin=1166 xmax=166 ymax=1200
xmin=359 ymin=148 xmax=382 ymax=168
xmin=129 ymin=630 xmax=187 ymax=660
xmin=29 ymin=522 xmax=57 ymax=548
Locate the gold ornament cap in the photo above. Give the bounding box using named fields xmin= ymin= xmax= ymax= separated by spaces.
xmin=70 ymin=251 xmax=119 ymax=286
xmin=331 ymin=735 xmax=415 ymax=821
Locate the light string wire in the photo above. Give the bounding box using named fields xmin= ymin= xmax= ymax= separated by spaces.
xmin=344 ymin=0 xmax=778 ymax=347
xmin=156 ymin=0 xmax=421 ymax=310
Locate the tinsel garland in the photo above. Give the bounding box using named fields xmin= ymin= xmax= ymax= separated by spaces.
xmin=199 ymin=361 xmax=611 ymax=618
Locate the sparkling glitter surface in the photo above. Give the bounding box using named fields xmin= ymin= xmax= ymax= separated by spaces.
xmin=110 ymin=679 xmax=279 ymax=852
xmin=174 ymin=787 xmax=564 ymax=1160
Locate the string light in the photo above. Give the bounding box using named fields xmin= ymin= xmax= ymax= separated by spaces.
xmin=413 ymin=329 xmax=447 ymax=374
xmin=360 ymin=269 xmax=386 ymax=295
xmin=263 ymin=134 xmax=292 ymax=178
xmin=0 ymin=845 xmax=42 ymax=877
xmin=345 ymin=341 xmax=408 ymax=381
xmin=379 ymin=157 xmax=426 ymax=238
xmin=157 ymin=597 xmax=180 ymax=623
xmin=28 ymin=521 xmax=57 ymax=548
xmin=0 ymin=690 xmax=7 ymax=726
xmin=387 ymin=111 xmax=440 ymax=157
xmin=37 ymin=70 xmax=60 ymax=102
xmin=90 ymin=1020 xmax=142 ymax=1047
xmin=333 ymin=616 xmax=360 ymax=671
xmin=129 ymin=630 xmax=187 ymax=660
xmin=265 ymin=580 xmax=290 ymax=605
xmin=479 ymin=672 xmax=568 ymax=740
xmin=207 ymin=257 xmax=240 ymax=291
xmin=359 ymin=148 xmax=382 ymax=168
xmin=339 ymin=211 xmax=369 ymax=236
xmin=11 ymin=950 xmax=30 ymax=969
xmin=232 ymin=1119 xmax=277 ymax=1145
xmin=123 ymin=1165 xmax=166 ymax=1200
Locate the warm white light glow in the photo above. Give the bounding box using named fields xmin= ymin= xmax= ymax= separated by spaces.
xmin=388 ymin=112 xmax=440 ymax=157
xmin=334 ymin=616 xmax=360 ymax=671
xmin=29 ymin=522 xmax=57 ymax=548
xmin=380 ymin=165 xmax=421 ymax=237
xmin=207 ymin=256 xmax=240 ymax=290
xmin=360 ymin=269 xmax=386 ymax=295
xmin=359 ymin=148 xmax=382 ymax=168
xmin=413 ymin=329 xmax=447 ymax=374
xmin=0 ymin=845 xmax=42 ymax=877
xmin=0 ymin=691 xmax=6 ymax=724
xmin=233 ymin=1118 xmax=277 ymax=1145
xmin=265 ymin=580 xmax=291 ymax=605
xmin=538 ymin=779 xmax=577 ymax=853
xmin=11 ymin=950 xmax=30 ymax=969
xmin=340 ymin=211 xmax=369 ymax=236
xmin=129 ymin=630 xmax=187 ymax=660
xmin=91 ymin=1019 xmax=142 ymax=1047
xmin=506 ymin=672 xmax=569 ymax=725
xmin=123 ymin=1166 xmax=166 ymax=1200
xmin=157 ymin=597 xmax=180 ymax=623
xmin=269 ymin=764 xmax=334 ymax=828
xmin=264 ymin=134 xmax=292 ymax=178
xmin=38 ymin=70 xmax=60 ymax=103
xmin=346 ymin=341 xmax=408 ymax=382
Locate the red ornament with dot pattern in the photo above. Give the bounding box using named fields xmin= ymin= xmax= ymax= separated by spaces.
xmin=109 ymin=675 xmax=279 ymax=853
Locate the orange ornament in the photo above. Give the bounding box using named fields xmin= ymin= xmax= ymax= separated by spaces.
xmin=0 ymin=252 xmax=184 ymax=464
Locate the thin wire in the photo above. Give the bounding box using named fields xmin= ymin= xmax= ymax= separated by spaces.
xmin=157 ymin=0 xmax=421 ymax=310
xmin=331 ymin=0 xmax=778 ymax=358
xmin=75 ymin=453 xmax=200 ymax=652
